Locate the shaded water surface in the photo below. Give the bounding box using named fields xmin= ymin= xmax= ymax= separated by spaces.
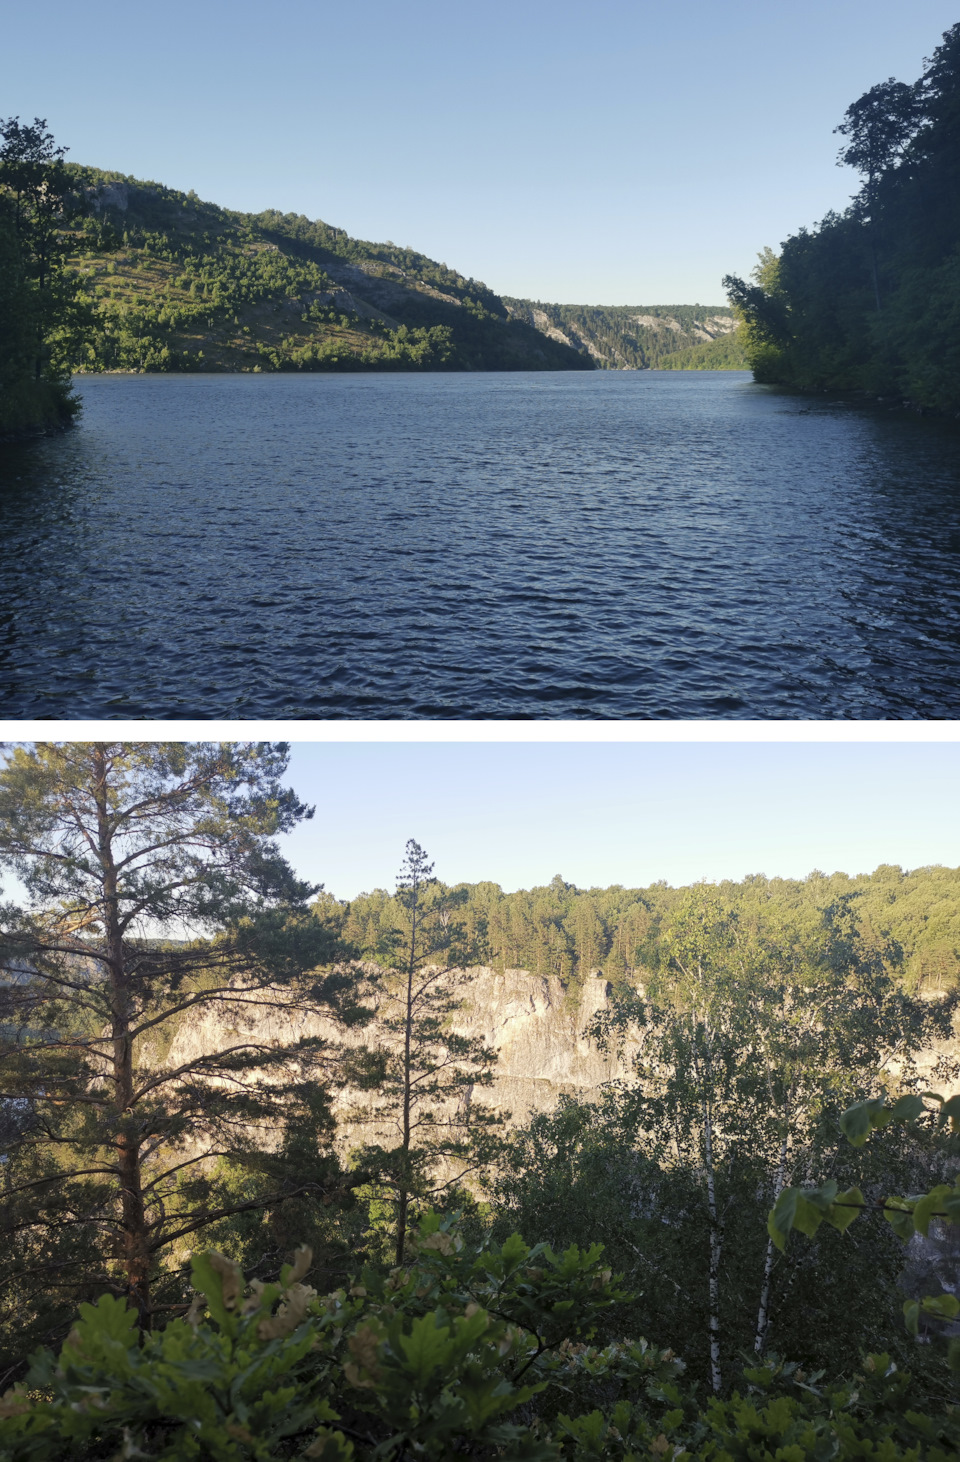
xmin=2 ymin=371 xmax=960 ymax=718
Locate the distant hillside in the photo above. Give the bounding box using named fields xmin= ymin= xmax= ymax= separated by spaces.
xmin=504 ymin=299 xmax=746 ymax=370
xmin=58 ymin=166 xmax=744 ymax=375
xmin=62 ymin=168 xmax=591 ymax=374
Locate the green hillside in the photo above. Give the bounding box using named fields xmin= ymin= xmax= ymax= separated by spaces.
xmin=504 ymin=298 xmax=746 ymax=369
xmin=62 ymin=166 xmax=591 ymax=374
xmin=1 ymin=123 xmax=749 ymax=437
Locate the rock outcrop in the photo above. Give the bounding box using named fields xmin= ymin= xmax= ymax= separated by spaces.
xmin=502 ymin=299 xmax=741 ymax=369
xmin=162 ymin=966 xmax=960 ymax=1163
xmin=164 ymin=966 xmax=634 ymax=1153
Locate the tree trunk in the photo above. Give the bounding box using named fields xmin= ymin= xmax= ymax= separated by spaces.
xmin=94 ymin=748 xmax=151 ymax=1325
xmin=869 ymin=237 xmax=882 ymax=315
xmin=703 ymin=1095 xmax=722 ymax=1395
xmin=754 ymin=1104 xmax=791 ymax=1356
xmin=867 ymin=175 xmax=883 ymax=315
xmin=395 ymin=877 xmax=419 ymax=1267
xmin=699 ymin=1011 xmax=722 ymax=1394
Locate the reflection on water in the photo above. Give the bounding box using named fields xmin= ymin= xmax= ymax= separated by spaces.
xmin=1 ymin=371 xmax=959 ymax=719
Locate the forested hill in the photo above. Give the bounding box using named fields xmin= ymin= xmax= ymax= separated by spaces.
xmin=504 ymin=298 xmax=746 ymax=369
xmin=337 ymin=861 xmax=960 ymax=991
xmin=61 ymin=167 xmax=592 ymax=373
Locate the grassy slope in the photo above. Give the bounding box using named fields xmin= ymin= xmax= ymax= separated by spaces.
xmin=64 ymin=167 xmax=592 ymax=374
xmin=504 ymin=298 xmax=746 ymax=369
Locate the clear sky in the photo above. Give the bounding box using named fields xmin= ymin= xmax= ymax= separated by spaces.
xmin=279 ymin=741 xmax=960 ymax=899
xmin=3 ymin=0 xmax=956 ymax=303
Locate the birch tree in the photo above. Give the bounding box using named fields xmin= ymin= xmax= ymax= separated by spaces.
xmin=592 ymin=886 xmax=949 ymax=1390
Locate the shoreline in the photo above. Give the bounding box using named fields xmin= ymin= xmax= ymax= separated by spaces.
xmin=0 ymin=414 xmax=77 ymax=448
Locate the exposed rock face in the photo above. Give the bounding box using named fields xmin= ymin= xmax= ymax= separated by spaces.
xmin=632 ymin=314 xmax=681 ymax=332
xmin=164 ymin=966 xmax=633 ymax=1152
xmin=445 ymin=967 xmax=628 ymax=1120
xmin=503 ymin=299 xmax=741 ymax=369
xmin=88 ymin=181 xmax=129 ymax=213
xmin=162 ymin=966 xmax=960 ymax=1160
xmin=630 ymin=314 xmax=735 ymax=339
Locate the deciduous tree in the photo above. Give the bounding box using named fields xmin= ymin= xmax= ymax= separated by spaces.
xmin=592 ymin=887 xmax=952 ymax=1390
xmin=0 ymin=118 xmax=89 ymax=398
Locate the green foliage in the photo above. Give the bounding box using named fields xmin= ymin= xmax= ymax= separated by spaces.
xmin=769 ymin=1089 xmax=960 ymax=1380
xmin=7 ymin=801 xmax=960 ymax=1446
xmin=657 ymin=330 xmax=748 ymax=369
xmin=0 ymin=1216 xmax=661 ymax=1461
xmin=2 ymin=1246 xmax=338 ymax=1460
xmin=338 ymin=861 xmax=960 ymax=997
xmin=0 ymin=742 xmax=362 ymax=1365
xmin=725 ymin=21 xmax=960 ymax=411
xmin=772 ymin=1090 xmax=960 ymax=1245
xmin=485 ymin=882 xmax=954 ymax=1390
xmin=56 ymin=167 xmax=588 ymax=375
xmin=183 ymin=1096 xmax=372 ymax=1296
xmin=767 ymin=1181 xmax=866 ymax=1250
xmin=348 ymin=842 xmax=501 ymax=1265
xmin=0 ymin=118 xmax=88 ymax=439
xmin=551 ymin=1350 xmax=960 ymax=1460
xmin=3 ymin=1217 xmax=960 ymax=1460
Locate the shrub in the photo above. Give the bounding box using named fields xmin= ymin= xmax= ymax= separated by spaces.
xmin=2 ymin=1213 xmax=959 ymax=1460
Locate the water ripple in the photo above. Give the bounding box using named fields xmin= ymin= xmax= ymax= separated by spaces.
xmin=1 ymin=371 xmax=960 ymax=718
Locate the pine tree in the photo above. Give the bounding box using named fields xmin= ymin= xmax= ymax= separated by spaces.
xmin=351 ymin=841 xmax=500 ymax=1264
xmin=0 ymin=742 xmax=363 ymax=1344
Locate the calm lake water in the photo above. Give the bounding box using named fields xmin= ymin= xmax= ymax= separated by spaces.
xmin=2 ymin=370 xmax=960 ymax=719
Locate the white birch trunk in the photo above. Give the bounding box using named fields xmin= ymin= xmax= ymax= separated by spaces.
xmin=703 ymin=1094 xmax=722 ymax=1394
xmin=754 ymin=1108 xmax=790 ymax=1355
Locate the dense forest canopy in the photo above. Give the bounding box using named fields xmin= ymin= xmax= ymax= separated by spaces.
xmin=336 ymin=860 xmax=960 ymax=994
xmin=725 ymin=21 xmax=960 ymax=412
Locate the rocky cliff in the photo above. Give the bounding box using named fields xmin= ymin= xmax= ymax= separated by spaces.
xmin=503 ymin=299 xmax=743 ymax=370
xmin=163 ymin=964 xmax=960 ymax=1161
xmin=165 ymin=966 xmax=635 ymax=1154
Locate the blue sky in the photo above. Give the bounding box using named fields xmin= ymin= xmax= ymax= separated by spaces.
xmin=279 ymin=741 xmax=960 ymax=898
xmin=4 ymin=0 xmax=956 ymax=302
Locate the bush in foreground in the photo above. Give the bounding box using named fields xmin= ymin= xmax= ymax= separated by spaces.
xmin=1 ymin=1212 xmax=959 ymax=1460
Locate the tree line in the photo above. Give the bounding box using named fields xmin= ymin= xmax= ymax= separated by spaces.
xmin=0 ymin=118 xmax=88 ymax=438
xmin=725 ymin=22 xmax=960 ymax=413
xmin=338 ymin=861 xmax=960 ymax=993
xmin=2 ymin=743 xmax=960 ymax=1457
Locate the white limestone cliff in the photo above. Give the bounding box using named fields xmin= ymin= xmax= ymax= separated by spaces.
xmin=162 ymin=966 xmax=960 ymax=1162
xmin=164 ymin=966 xmax=635 ymax=1154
